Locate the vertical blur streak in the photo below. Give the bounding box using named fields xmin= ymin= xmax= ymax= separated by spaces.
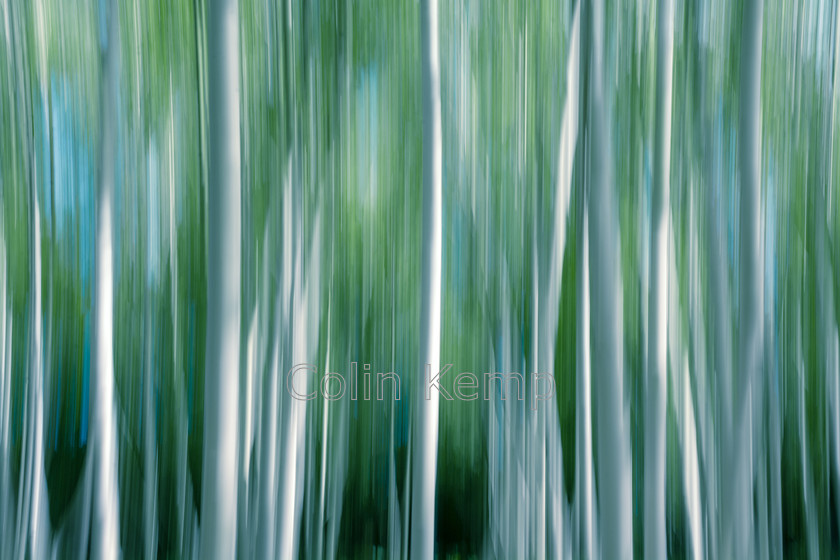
xmin=0 ymin=199 xmax=7 ymax=552
xmin=645 ymin=0 xmax=673 ymax=556
xmin=585 ymin=0 xmax=633 ymax=556
xmin=411 ymin=0 xmax=443 ymax=558
xmin=12 ymin=0 xmax=48 ymax=557
xmin=731 ymin=0 xmax=764 ymax=557
xmin=91 ymin=1 xmax=120 ymax=557
xmin=575 ymin=202 xmax=595 ymax=559
xmin=200 ymin=0 xmax=241 ymax=557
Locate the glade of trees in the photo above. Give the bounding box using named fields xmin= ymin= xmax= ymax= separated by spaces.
xmin=0 ymin=0 xmax=839 ymax=557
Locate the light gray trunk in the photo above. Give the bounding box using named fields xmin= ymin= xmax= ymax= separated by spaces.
xmin=315 ymin=292 xmax=332 ymax=560
xmin=575 ymin=203 xmax=595 ymax=559
xmin=411 ymin=0 xmax=444 ymax=557
xmin=257 ymin=158 xmax=291 ymax=559
xmin=704 ymin=131 xmax=732 ymax=560
xmin=8 ymin=2 xmax=48 ymax=557
xmin=21 ymin=183 xmax=47 ymax=560
xmin=277 ymin=205 xmax=320 ymax=559
xmin=387 ymin=242 xmax=400 ymax=560
xmin=143 ymin=214 xmax=157 ymax=560
xmin=0 ymin=222 xmax=8 ymax=552
xmin=732 ymin=0 xmax=764 ymax=556
xmin=586 ymin=0 xmax=633 ymax=556
xmin=644 ymin=0 xmax=674 ymax=555
xmin=200 ymin=0 xmax=242 ymax=556
xmin=534 ymin=1 xmax=582 ymax=546
xmin=142 ymin=326 xmax=157 ymax=560
xmin=256 ymin=315 xmax=281 ymax=559
xmin=276 ymin=167 xmax=302 ymax=560
xmin=90 ymin=1 xmax=122 ymax=557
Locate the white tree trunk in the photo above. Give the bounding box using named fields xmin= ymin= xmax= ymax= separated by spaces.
xmin=143 ymin=229 xmax=157 ymax=560
xmin=256 ymin=315 xmax=281 ymax=559
xmin=704 ymin=146 xmax=732 ymax=560
xmin=90 ymin=162 xmax=118 ymax=554
xmin=732 ymin=0 xmax=763 ymax=556
xmin=200 ymin=0 xmax=242 ymax=556
xmin=257 ymin=157 xmax=291 ymax=559
xmin=276 ymin=173 xmax=303 ymax=560
xmin=537 ymin=5 xmax=581 ymax=556
xmin=0 ymin=222 xmax=8 ymax=552
xmin=680 ymin=356 xmax=704 ymax=560
xmin=644 ymin=0 xmax=673 ymax=555
xmin=277 ymin=205 xmax=320 ymax=560
xmin=316 ymin=292 xmax=332 ymax=560
xmin=7 ymin=3 xmax=49 ymax=557
xmin=1 ymin=314 xmax=14 ymax=549
xmin=575 ymin=203 xmax=596 ymax=559
xmin=90 ymin=2 xmax=122 ymax=557
xmin=831 ymin=325 xmax=840 ymax=532
xmin=547 ymin=1 xmax=580 ymax=319
xmin=19 ymin=183 xmax=48 ymax=560
xmin=411 ymin=0 xmax=443 ymax=557
xmin=586 ymin=0 xmax=633 ymax=555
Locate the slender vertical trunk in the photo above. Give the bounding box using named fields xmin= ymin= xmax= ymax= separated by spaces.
xmin=0 ymin=7 xmax=10 ymax=544
xmin=833 ymin=323 xmax=840 ymax=535
xmin=704 ymin=121 xmax=732 ymax=560
xmin=26 ymin=182 xmax=47 ymax=560
xmin=324 ymin=353 xmax=350 ymax=560
xmin=540 ymin=5 xmax=580 ymax=553
xmin=315 ymin=291 xmax=332 ymax=560
xmin=574 ymin=1 xmax=594 ymax=555
xmin=258 ymin=161 xmax=290 ymax=558
xmin=0 ymin=313 xmax=10 ymax=552
xmin=732 ymin=0 xmax=764 ymax=556
xmin=644 ymin=0 xmax=674 ymax=556
xmin=143 ymin=201 xmax=157 ymax=560
xmin=550 ymin=1 xmax=580 ymax=286
xmin=256 ymin=307 xmax=280 ymax=559
xmin=410 ymin=0 xmax=443 ymax=557
xmin=91 ymin=2 xmax=122 ymax=558
xmin=575 ymin=201 xmax=594 ymax=559
xmin=200 ymin=0 xmax=242 ymax=556
xmin=275 ymin=169 xmax=307 ymax=560
xmin=387 ymin=203 xmax=400 ymax=560
xmin=8 ymin=2 xmax=48 ymax=557
xmin=532 ymin=194 xmax=545 ymax=560
xmin=0 ymin=228 xmax=7 ymax=552
xmin=766 ymin=302 xmax=784 ymax=559
xmin=169 ymin=76 xmax=190 ymax=556
xmin=687 ymin=188 xmax=709 ymax=560
xmin=585 ymin=0 xmax=633 ymax=556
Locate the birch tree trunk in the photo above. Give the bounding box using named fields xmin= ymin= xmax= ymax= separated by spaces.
xmin=0 ymin=312 xmax=10 ymax=553
xmin=645 ymin=0 xmax=674 ymax=555
xmin=31 ymin=3 xmax=52 ymax=554
xmin=411 ymin=0 xmax=443 ymax=556
xmin=573 ymin=2 xmax=596 ymax=555
xmin=575 ymin=202 xmax=596 ymax=559
xmin=0 ymin=228 xmax=7 ymax=552
xmin=23 ymin=167 xmax=47 ymax=560
xmin=256 ymin=292 xmax=281 ymax=559
xmin=7 ymin=3 xmax=48 ymax=557
xmin=200 ymin=0 xmax=242 ymax=556
xmin=585 ymin=0 xmax=633 ymax=556
xmin=143 ymin=199 xmax=157 ymax=560
xmin=540 ymin=7 xmax=581 ymax=556
xmin=91 ymin=2 xmax=122 ymax=558
xmin=704 ymin=125 xmax=732 ymax=560
xmin=0 ymin=21 xmax=9 ymax=543
xmin=732 ymin=0 xmax=764 ymax=556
